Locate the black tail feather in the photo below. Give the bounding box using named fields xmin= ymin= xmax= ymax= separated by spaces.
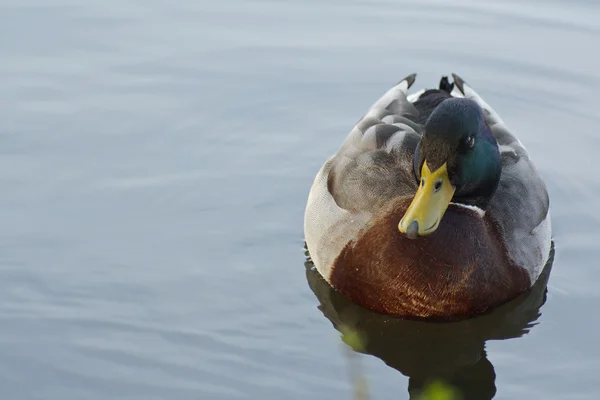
xmin=439 ymin=76 xmax=455 ymax=93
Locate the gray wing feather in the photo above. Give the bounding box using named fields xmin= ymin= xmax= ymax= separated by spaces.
xmin=489 ymin=123 xmax=550 ymax=228
xmin=328 ymin=81 xmax=421 ymax=212
xmin=487 ymin=120 xmax=550 ymax=276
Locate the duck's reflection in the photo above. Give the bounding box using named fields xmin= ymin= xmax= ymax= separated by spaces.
xmin=305 ymin=245 xmax=554 ymax=400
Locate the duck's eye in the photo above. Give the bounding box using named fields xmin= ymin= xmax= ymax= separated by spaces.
xmin=465 ymin=135 xmax=476 ymax=149
xmin=434 ymin=180 xmax=442 ymax=192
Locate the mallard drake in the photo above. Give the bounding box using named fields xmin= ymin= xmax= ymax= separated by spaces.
xmin=304 ymin=73 xmax=551 ymax=319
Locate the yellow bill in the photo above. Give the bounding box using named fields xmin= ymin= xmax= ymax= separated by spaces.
xmin=398 ymin=162 xmax=456 ymax=238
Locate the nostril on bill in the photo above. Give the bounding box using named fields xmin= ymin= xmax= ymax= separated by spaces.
xmin=405 ymin=221 xmax=419 ymax=239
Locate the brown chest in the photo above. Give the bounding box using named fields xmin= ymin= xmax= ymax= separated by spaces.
xmin=330 ymin=198 xmax=531 ymax=319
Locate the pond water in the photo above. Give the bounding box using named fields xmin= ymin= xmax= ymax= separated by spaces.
xmin=1 ymin=0 xmax=599 ymax=399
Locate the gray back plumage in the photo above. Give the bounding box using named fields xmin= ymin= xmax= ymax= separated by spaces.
xmin=328 ymin=95 xmax=422 ymax=211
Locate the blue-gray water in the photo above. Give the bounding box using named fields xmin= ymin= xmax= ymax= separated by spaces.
xmin=1 ymin=1 xmax=599 ymax=399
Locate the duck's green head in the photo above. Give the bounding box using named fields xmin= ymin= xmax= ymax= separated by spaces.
xmin=399 ymin=98 xmax=501 ymax=238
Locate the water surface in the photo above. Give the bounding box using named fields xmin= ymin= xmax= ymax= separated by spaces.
xmin=1 ymin=0 xmax=599 ymax=399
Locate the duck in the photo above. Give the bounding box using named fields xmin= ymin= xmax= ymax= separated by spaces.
xmin=304 ymin=73 xmax=551 ymax=320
